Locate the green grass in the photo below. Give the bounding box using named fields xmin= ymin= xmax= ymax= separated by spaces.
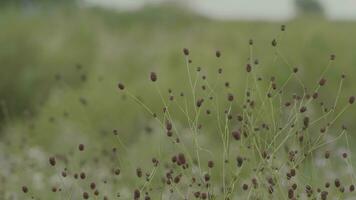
xmin=1 ymin=5 xmax=356 ymax=199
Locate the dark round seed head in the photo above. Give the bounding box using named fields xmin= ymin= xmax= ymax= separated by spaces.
xmin=325 ymin=151 xmax=330 ymax=159
xmin=232 ymin=131 xmax=241 ymax=140
xmin=196 ymin=99 xmax=204 ymax=107
xmin=246 ymin=64 xmax=252 ymax=72
xmin=330 ymin=54 xmax=335 ymax=60
xmin=290 ymin=169 xmax=296 ymax=176
xmin=281 ymin=25 xmax=286 ymax=31
xmin=215 ymin=50 xmax=221 ymax=58
xmin=319 ymin=78 xmax=326 ymax=86
xmin=312 ymin=92 xmax=318 ymax=99
xmin=177 ymin=153 xmax=186 ymax=165
xmin=118 ymin=83 xmax=125 ymax=90
xmin=183 ymin=48 xmax=189 ymax=56
xmin=300 ymin=106 xmax=307 ymax=113
xmin=349 ymin=96 xmax=355 ymax=104
xmin=49 ymin=157 xmax=56 ymax=166
xmin=342 ymin=152 xmax=348 ymax=158
xmin=136 ymin=168 xmax=142 ymax=178
xmin=22 ymin=186 xmax=28 ymax=193
xmin=272 ymin=39 xmax=277 ymax=47
xmin=237 ymin=156 xmax=243 ymax=167
xmin=227 ymin=93 xmax=234 ymax=102
xmin=150 ymin=72 xmax=157 ymax=82
xmin=292 ymin=183 xmax=297 ymax=190
xmin=114 ymin=168 xmax=121 ymax=175
xmin=166 ymin=121 xmax=172 ymax=131
xmin=335 ymin=179 xmax=341 ymax=188
xmin=208 ymin=160 xmax=214 ymax=168
xmin=321 ymin=191 xmax=328 ymax=200
xmin=78 ymin=144 xmax=85 ymax=151
xmin=204 ymin=173 xmax=210 ymax=182
xmin=174 ymin=176 xmax=180 ymax=183
xmin=80 ymin=172 xmax=86 ymax=179
xmin=242 ymin=184 xmax=249 ymax=190
xmin=83 ymin=192 xmax=89 ymax=199
xmin=90 ymin=182 xmax=96 ymax=190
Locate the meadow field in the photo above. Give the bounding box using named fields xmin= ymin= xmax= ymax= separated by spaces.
xmin=1 ymin=4 xmax=356 ymax=200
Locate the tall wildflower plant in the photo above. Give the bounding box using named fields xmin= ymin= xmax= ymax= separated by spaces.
xmin=21 ymin=25 xmax=355 ymax=200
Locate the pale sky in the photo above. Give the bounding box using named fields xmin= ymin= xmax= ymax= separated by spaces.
xmin=322 ymin=0 xmax=356 ymax=20
xmin=83 ymin=0 xmax=356 ymax=21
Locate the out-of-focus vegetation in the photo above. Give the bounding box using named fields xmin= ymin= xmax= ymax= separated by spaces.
xmin=0 ymin=0 xmax=76 ymax=6
xmin=1 ymin=3 xmax=356 ymax=199
xmin=1 ymin=4 xmax=356 ymax=136
xmin=295 ymin=0 xmax=324 ymax=15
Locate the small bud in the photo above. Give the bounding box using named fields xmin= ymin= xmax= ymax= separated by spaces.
xmin=349 ymin=96 xmax=355 ymax=104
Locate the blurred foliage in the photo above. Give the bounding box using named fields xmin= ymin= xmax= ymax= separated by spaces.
xmin=0 ymin=0 xmax=76 ymax=7
xmin=0 ymin=6 xmax=94 ymax=124
xmin=295 ymin=0 xmax=324 ymax=15
xmin=0 ymin=5 xmax=356 ymax=147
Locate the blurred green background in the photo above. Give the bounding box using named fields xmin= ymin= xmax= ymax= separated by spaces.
xmin=1 ymin=0 xmax=356 ymax=198
xmin=1 ymin=0 xmax=355 ymax=143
